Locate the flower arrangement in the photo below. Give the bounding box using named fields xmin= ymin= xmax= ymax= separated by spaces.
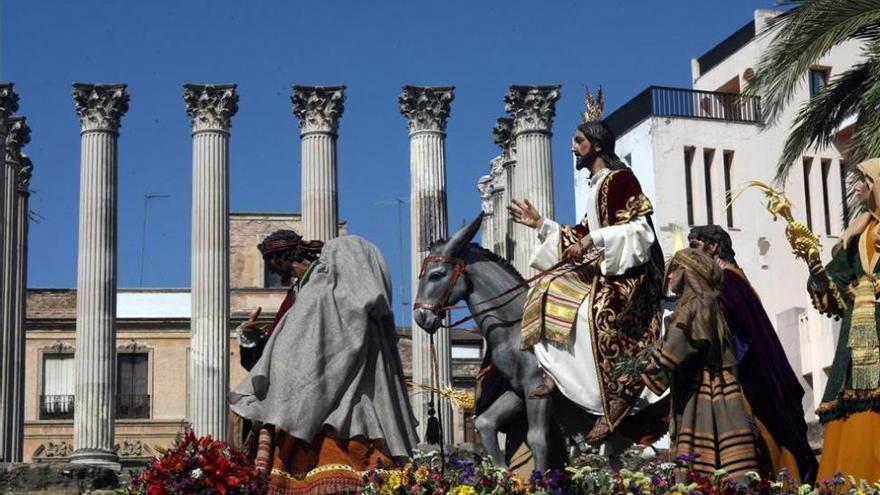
xmin=123 ymin=429 xmax=266 ymax=495
xmin=361 ymin=451 xmax=880 ymax=495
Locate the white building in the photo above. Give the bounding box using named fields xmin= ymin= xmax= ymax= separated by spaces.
xmin=587 ymin=9 xmax=862 ymax=422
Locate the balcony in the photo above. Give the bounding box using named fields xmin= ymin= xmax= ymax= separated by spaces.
xmin=39 ymin=394 xmax=151 ymax=420
xmin=39 ymin=395 xmax=74 ymax=420
xmin=604 ymin=86 xmax=762 ymax=136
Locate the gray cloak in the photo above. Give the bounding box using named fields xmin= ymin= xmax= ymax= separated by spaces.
xmin=229 ymin=236 xmax=418 ymax=459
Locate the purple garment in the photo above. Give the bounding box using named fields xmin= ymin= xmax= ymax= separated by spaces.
xmin=719 ymin=268 xmax=817 ymax=483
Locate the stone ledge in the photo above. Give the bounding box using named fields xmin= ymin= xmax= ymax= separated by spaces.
xmin=0 ymin=463 xmax=120 ymax=494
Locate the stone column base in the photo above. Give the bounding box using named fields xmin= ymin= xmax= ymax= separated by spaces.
xmin=68 ymin=449 xmax=120 ymax=472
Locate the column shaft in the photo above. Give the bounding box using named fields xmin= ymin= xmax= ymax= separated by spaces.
xmin=0 ymin=143 xmax=15 ymax=459
xmin=72 ymin=129 xmax=119 ymax=466
xmin=512 ymin=132 xmax=554 ymax=277
xmin=301 ymin=132 xmax=338 ymax=240
xmin=9 ymin=161 xmax=29 ymax=462
xmin=0 ymin=84 xmax=18 ymax=461
xmin=408 ymin=131 xmax=453 ymax=444
xmin=190 ymin=129 xmax=230 ymax=439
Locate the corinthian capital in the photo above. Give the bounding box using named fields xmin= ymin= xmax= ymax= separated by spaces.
xmin=399 ymin=86 xmax=454 ymax=134
xmin=184 ymin=84 xmax=238 ymax=132
xmin=6 ymin=116 xmax=31 ymax=161
xmin=73 ymin=83 xmax=129 ymax=132
xmin=504 ymin=85 xmax=560 ymax=135
xmin=291 ymin=85 xmax=346 ymax=135
xmin=0 ymin=84 xmax=20 ymax=129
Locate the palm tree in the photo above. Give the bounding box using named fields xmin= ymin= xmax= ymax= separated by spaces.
xmin=746 ymin=0 xmax=880 ymax=184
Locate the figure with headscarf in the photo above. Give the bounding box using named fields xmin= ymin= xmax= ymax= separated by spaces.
xmin=688 ymin=225 xmax=817 ymax=483
xmin=807 ymin=158 xmax=880 ymax=483
xmin=641 ymin=248 xmax=760 ymax=478
xmin=229 ymin=235 xmax=418 ymax=494
xmin=236 ymin=229 xmax=324 ymax=371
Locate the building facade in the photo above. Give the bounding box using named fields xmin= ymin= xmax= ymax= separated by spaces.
xmin=593 ymin=9 xmax=862 ymax=422
xmin=23 ymin=212 xmax=481 ymax=464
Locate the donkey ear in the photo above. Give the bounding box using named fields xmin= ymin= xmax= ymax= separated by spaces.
xmin=442 ymin=213 xmax=484 ymax=257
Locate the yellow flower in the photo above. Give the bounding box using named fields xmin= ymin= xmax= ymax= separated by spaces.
xmin=449 ymin=485 xmax=477 ymax=495
xmin=381 ymin=472 xmax=404 ymax=495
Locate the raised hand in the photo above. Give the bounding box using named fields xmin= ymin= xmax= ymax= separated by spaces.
xmin=508 ymin=199 xmax=543 ymax=229
xmin=241 ymin=306 xmax=267 ymax=338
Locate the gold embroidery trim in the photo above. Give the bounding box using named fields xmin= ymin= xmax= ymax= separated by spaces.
xmin=271 ymin=464 xmax=392 ymax=481
xmin=614 ymin=194 xmax=654 ymax=225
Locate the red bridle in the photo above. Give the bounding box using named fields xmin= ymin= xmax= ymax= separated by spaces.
xmin=412 ymin=254 xmax=467 ymax=315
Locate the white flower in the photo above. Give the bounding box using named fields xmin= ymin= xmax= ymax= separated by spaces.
xmin=191 ymin=468 xmax=203 ymax=479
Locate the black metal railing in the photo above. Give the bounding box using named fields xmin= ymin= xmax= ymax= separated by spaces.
xmin=605 ymin=86 xmax=762 ymax=136
xmin=39 ymin=394 xmax=151 ymax=420
xmin=117 ymin=394 xmax=150 ymax=419
xmin=40 ymin=395 xmax=75 ymax=420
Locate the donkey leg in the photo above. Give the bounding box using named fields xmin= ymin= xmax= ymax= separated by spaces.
xmin=474 ymin=390 xmax=523 ymax=468
xmin=524 ymin=396 xmax=553 ymax=472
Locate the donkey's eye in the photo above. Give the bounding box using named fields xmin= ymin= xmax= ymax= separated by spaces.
xmin=429 ymin=271 xmax=446 ymax=281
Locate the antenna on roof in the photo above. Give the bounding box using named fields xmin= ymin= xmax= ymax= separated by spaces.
xmin=376 ymin=197 xmax=409 ymax=320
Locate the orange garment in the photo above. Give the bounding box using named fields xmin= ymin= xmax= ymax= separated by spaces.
xmin=754 ymin=414 xmax=802 ymax=484
xmin=268 ymin=428 xmax=396 ymax=495
xmin=817 ymin=411 xmax=880 ymax=484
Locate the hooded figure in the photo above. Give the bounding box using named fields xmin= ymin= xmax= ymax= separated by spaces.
xmin=230 ymin=235 xmax=418 ymax=495
xmin=807 ymin=158 xmax=880 ymax=484
xmin=642 ymin=248 xmax=760 ymax=478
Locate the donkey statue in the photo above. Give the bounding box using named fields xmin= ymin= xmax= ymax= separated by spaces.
xmin=413 ymin=214 xmax=588 ymax=471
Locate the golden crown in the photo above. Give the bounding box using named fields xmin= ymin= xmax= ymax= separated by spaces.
xmin=582 ymin=86 xmax=605 ymax=123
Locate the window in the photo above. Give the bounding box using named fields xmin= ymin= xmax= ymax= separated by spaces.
xmin=723 ymin=151 xmax=734 ymax=228
xmin=41 ymin=354 xmax=75 ymax=419
xmin=821 ymin=159 xmax=832 ymax=235
xmin=840 ymin=160 xmax=850 ymax=228
xmin=809 ymin=68 xmax=829 ymax=97
xmin=803 ymin=158 xmax=814 ymax=231
xmin=684 ymin=147 xmax=695 ymax=225
xmin=703 ymin=149 xmax=716 ymax=224
xmin=117 ymin=353 xmax=149 ymax=419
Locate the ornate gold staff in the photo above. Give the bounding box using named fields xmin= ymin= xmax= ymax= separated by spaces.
xmin=408 ymin=381 xmax=476 ymax=413
xmin=727 ymin=180 xmax=822 ymax=264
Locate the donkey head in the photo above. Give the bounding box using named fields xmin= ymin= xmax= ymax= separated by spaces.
xmin=413 ymin=214 xmax=483 ymax=334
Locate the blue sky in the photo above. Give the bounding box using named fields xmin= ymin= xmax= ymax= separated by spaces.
xmin=3 ymin=0 xmax=770 ymax=321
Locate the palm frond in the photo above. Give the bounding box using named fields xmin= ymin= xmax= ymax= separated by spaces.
xmin=746 ymin=0 xmax=880 ymax=125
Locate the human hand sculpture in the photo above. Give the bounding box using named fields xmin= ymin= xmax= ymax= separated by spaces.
xmin=241 ymin=306 xmax=267 ymax=338
xmin=508 ymin=199 xmax=543 ymax=229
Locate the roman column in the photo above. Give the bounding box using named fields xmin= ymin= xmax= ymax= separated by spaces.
xmin=70 ymin=83 xmax=129 ymax=468
xmin=478 ymin=174 xmax=494 ymax=250
xmin=492 ymin=117 xmax=515 ymax=260
xmin=0 ymin=83 xmax=18 ymax=461
xmin=9 ymin=153 xmax=32 ymax=463
xmin=504 ymin=85 xmax=559 ymax=277
xmin=1 ymin=116 xmax=29 ymax=462
xmin=399 ymin=85 xmax=454 ymax=444
xmin=292 ymin=85 xmax=345 ymax=241
xmin=184 ymin=83 xmax=238 ymax=441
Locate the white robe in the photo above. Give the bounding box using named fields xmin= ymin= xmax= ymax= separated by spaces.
xmin=529 ymin=169 xmax=665 ymax=417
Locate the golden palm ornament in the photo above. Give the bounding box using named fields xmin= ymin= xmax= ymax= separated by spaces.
xmin=408 ymin=381 xmax=475 ymax=413
xmin=726 ymin=180 xmax=822 ymax=263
